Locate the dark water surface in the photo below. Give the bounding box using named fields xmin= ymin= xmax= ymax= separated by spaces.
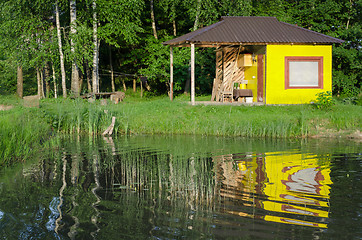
xmin=0 ymin=136 xmax=361 ymax=239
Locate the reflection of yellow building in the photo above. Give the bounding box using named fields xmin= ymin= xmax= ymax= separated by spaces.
xmin=261 ymin=152 xmax=332 ymax=228
xmin=234 ymin=152 xmax=332 ymax=228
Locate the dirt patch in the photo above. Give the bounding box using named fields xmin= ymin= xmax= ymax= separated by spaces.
xmin=311 ymin=128 xmax=362 ymax=141
xmin=0 ymin=104 xmax=13 ymax=111
xmin=347 ymin=130 xmax=362 ymax=141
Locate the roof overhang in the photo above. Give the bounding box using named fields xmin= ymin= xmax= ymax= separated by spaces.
xmin=162 ymin=16 xmax=344 ymax=47
xmin=164 ymin=41 xmax=335 ymax=48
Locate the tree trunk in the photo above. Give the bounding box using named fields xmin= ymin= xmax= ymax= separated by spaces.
xmin=184 ymin=66 xmax=191 ymax=94
xmin=79 ymin=67 xmax=83 ymax=94
xmin=150 ymin=0 xmax=158 ymax=39
xmin=193 ymin=0 xmax=201 ymax=31
xmin=44 ymin=63 xmax=51 ymax=98
xmin=41 ymin=69 xmax=46 ymax=98
xmin=133 ymin=79 xmax=136 ymax=92
xmin=17 ymin=65 xmax=23 ymax=98
xmin=37 ymin=67 xmax=44 ymax=99
xmin=173 ymin=19 xmax=177 ymax=36
xmin=52 ymin=63 xmax=57 ymax=98
xmin=85 ymin=60 xmax=92 ymax=93
xmin=37 ymin=68 xmax=41 ymax=97
xmin=92 ymin=0 xmax=99 ymax=93
xmin=140 ymin=79 xmax=143 ymax=98
xmin=122 ymin=79 xmax=126 ymax=92
xmin=70 ymin=0 xmax=79 ymax=97
xmin=109 ymin=45 xmax=115 ymax=92
xmin=172 ymin=3 xmax=176 ymax=36
xmin=346 ymin=0 xmax=353 ymax=29
xmin=55 ymin=1 xmax=67 ymax=98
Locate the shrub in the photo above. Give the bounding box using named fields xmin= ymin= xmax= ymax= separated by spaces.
xmin=313 ymin=91 xmax=335 ymax=109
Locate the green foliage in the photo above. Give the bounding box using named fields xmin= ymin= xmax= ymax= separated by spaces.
xmin=98 ymin=0 xmax=144 ymax=46
xmin=286 ymin=0 xmax=361 ymax=98
xmin=335 ymin=94 xmax=362 ymax=106
xmin=313 ymin=91 xmax=335 ymax=109
xmin=137 ymin=37 xmax=170 ymax=92
xmin=332 ymin=42 xmax=361 ymax=97
xmin=252 ymin=0 xmax=291 ymax=22
xmin=0 ymin=0 xmax=360 ymax=98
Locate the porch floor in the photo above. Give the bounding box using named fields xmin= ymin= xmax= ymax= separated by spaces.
xmin=189 ymin=101 xmax=265 ymax=106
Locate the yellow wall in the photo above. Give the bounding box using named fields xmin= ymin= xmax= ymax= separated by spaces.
xmin=244 ymin=59 xmax=258 ymax=102
xmin=266 ymin=45 xmax=332 ymax=104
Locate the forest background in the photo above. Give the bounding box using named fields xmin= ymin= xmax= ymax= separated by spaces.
xmin=0 ymin=0 xmax=360 ymax=99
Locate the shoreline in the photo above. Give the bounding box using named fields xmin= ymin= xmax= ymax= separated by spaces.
xmin=1 ymin=95 xmax=361 ymax=166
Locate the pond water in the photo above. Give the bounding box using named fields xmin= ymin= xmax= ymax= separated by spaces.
xmin=0 ymin=136 xmax=361 ymax=239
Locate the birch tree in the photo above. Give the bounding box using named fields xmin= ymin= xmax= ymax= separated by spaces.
xmin=150 ymin=0 xmax=158 ymax=39
xmin=70 ymin=0 xmax=80 ymax=96
xmin=55 ymin=1 xmax=67 ymax=98
xmin=92 ymin=0 xmax=99 ymax=93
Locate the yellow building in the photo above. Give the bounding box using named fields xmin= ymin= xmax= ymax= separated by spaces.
xmin=163 ymin=16 xmax=343 ymax=104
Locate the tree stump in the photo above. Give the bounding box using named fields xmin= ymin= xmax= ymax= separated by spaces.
xmin=102 ymin=117 xmax=116 ymax=136
xmin=110 ymin=91 xmax=125 ymax=104
xmin=23 ymin=95 xmax=40 ymax=108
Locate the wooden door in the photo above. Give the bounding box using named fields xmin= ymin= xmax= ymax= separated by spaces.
xmin=257 ymin=55 xmax=264 ymax=102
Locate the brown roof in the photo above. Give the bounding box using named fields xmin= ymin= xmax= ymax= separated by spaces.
xmin=162 ymin=16 xmax=344 ymax=46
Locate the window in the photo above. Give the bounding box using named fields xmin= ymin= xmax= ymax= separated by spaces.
xmin=285 ymin=57 xmax=323 ymax=89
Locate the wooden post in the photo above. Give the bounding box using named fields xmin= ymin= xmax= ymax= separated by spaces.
xmin=109 ymin=45 xmax=115 ymax=92
xmin=140 ymin=78 xmax=143 ymax=98
xmin=257 ymin=55 xmax=264 ymax=102
xmin=191 ymin=43 xmax=195 ymax=105
xmin=122 ymin=78 xmax=127 ymax=92
xmin=170 ymin=47 xmax=173 ymax=101
xmin=17 ymin=65 xmax=23 ymax=98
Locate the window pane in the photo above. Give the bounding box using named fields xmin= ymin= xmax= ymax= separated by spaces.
xmin=289 ymin=61 xmax=319 ymax=87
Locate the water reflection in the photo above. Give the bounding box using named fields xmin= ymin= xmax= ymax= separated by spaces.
xmin=0 ymin=136 xmax=360 ymax=239
xmin=216 ymin=152 xmax=331 ymax=229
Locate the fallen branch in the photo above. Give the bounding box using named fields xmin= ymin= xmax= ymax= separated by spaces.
xmin=102 ymin=116 xmax=116 ymax=136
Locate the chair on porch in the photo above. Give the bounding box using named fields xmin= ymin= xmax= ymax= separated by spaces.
xmin=222 ymin=91 xmax=233 ymax=102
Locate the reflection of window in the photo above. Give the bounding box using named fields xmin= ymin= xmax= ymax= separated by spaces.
xmin=285 ymin=57 xmax=323 ymax=89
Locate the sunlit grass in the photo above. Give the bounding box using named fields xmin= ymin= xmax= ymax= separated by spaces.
xmin=0 ymin=107 xmax=50 ymax=166
xmin=0 ymin=92 xmax=360 ymax=166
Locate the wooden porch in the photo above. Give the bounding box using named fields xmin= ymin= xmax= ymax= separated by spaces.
xmin=189 ymin=101 xmax=265 ymax=106
xmin=168 ymin=44 xmax=265 ymax=105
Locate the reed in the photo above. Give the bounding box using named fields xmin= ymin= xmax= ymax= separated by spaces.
xmin=0 ymin=93 xmax=360 ymax=166
xmin=0 ymin=107 xmax=50 ymax=166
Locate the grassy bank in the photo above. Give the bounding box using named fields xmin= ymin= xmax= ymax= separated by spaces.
xmin=0 ymin=93 xmax=361 ymax=166
xmin=41 ymin=93 xmax=361 ymax=138
xmin=0 ymin=107 xmax=50 ymax=166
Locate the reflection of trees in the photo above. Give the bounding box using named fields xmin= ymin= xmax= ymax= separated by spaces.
xmin=55 ymin=152 xmax=67 ymax=234
xmin=68 ymin=138 xmax=81 ymax=240
xmin=91 ymin=140 xmax=101 ymax=239
xmin=0 ymin=136 xmax=344 ymax=239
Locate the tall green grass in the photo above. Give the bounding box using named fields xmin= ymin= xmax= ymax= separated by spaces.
xmin=0 ymin=107 xmax=50 ymax=166
xmin=0 ymin=93 xmax=360 ymax=166
xmin=40 ymin=94 xmax=361 ymax=138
